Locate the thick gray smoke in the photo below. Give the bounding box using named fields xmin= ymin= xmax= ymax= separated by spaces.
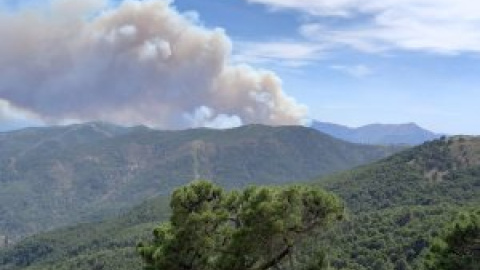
xmin=0 ymin=0 xmax=307 ymax=128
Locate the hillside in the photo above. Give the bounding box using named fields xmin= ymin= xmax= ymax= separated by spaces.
xmin=312 ymin=121 xmax=441 ymax=145
xmin=2 ymin=136 xmax=479 ymax=270
xmin=314 ymin=135 xmax=480 ymax=269
xmin=0 ymin=123 xmax=398 ymax=241
xmin=0 ymin=196 xmax=171 ymax=270
xmin=320 ymin=135 xmax=480 ymax=213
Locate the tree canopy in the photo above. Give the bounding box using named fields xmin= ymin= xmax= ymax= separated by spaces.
xmin=424 ymin=210 xmax=480 ymax=270
xmin=137 ymin=180 xmax=344 ymax=270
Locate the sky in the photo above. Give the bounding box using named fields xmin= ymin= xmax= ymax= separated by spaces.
xmin=0 ymin=0 xmax=479 ymax=134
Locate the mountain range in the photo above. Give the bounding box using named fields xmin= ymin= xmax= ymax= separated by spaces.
xmin=311 ymin=121 xmax=442 ymax=145
xmin=1 ymin=135 xmax=478 ymax=270
xmin=0 ymin=122 xmax=399 ymax=242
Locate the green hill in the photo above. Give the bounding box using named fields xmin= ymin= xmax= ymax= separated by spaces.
xmin=320 ymin=135 xmax=480 ymax=213
xmin=1 ymin=136 xmax=478 ymax=270
xmin=0 ymin=123 xmax=398 ymax=241
xmin=313 ymin=136 xmax=480 ymax=269
xmin=0 ymin=196 xmax=170 ymax=270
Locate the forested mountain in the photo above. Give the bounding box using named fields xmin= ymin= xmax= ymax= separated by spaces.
xmin=320 ymin=135 xmax=480 ymax=212
xmin=0 ymin=196 xmax=171 ymax=270
xmin=2 ymin=136 xmax=479 ymax=270
xmin=311 ymin=121 xmax=441 ymax=145
xmin=314 ymin=135 xmax=480 ymax=269
xmin=0 ymin=123 xmax=398 ymax=241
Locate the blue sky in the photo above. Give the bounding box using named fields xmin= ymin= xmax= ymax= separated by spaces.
xmin=0 ymin=0 xmax=479 ymax=134
xmin=169 ymin=0 xmax=480 ymax=135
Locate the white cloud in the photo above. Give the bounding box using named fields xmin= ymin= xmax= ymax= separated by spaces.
xmin=331 ymin=64 xmax=373 ymax=78
xmin=246 ymin=0 xmax=360 ymax=16
xmin=233 ymin=41 xmax=324 ymax=67
xmin=248 ymin=0 xmax=480 ymax=54
xmin=184 ymin=106 xmax=243 ymax=129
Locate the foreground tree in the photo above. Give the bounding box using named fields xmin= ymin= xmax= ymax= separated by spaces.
xmin=424 ymin=210 xmax=480 ymax=270
xmin=137 ymin=180 xmax=344 ymax=270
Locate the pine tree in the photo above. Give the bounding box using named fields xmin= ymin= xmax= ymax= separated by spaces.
xmin=138 ymin=180 xmax=344 ymax=270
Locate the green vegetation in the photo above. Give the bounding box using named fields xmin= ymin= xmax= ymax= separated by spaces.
xmin=0 ymin=123 xmax=398 ymax=241
xmin=424 ymin=210 xmax=480 ymax=270
xmin=138 ymin=181 xmax=343 ymax=270
xmin=320 ymin=136 xmax=480 ymax=213
xmin=0 ymin=196 xmax=170 ymax=270
xmin=306 ymin=136 xmax=480 ymax=269
xmin=317 ymin=205 xmax=476 ymax=270
xmin=1 ymin=135 xmax=479 ymax=270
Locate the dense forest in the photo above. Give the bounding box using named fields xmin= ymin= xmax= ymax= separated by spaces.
xmin=0 ymin=123 xmax=398 ymax=241
xmin=0 ymin=136 xmax=479 ymax=269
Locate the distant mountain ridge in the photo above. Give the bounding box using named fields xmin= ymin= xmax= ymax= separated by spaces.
xmin=0 ymin=122 xmax=399 ymax=241
xmin=311 ymin=121 xmax=441 ymax=145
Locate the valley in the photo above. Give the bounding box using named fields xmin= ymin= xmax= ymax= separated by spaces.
xmin=0 ymin=123 xmax=398 ymax=242
xmin=1 ymin=130 xmax=478 ymax=270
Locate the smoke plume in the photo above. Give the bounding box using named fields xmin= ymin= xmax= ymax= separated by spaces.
xmin=0 ymin=0 xmax=307 ymax=128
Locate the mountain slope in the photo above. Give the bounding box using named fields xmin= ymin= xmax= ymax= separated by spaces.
xmin=2 ymin=136 xmax=479 ymax=270
xmin=310 ymin=136 xmax=480 ymax=269
xmin=319 ymin=136 xmax=480 ymax=213
xmin=0 ymin=196 xmax=170 ymax=270
xmin=0 ymin=123 xmax=399 ymax=241
xmin=312 ymin=121 xmax=441 ymax=145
